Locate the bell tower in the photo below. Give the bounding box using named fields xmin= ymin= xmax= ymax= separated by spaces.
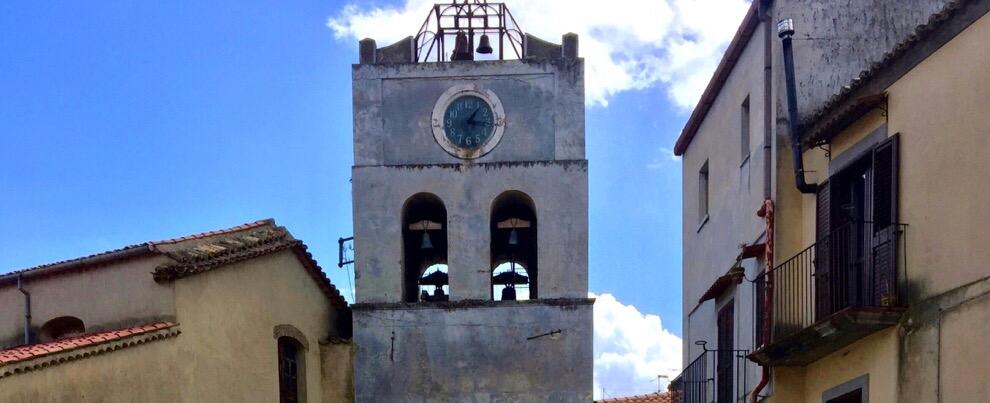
xmin=349 ymin=1 xmax=592 ymax=401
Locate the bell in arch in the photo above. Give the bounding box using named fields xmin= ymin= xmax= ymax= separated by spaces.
xmin=476 ymin=34 xmax=493 ymax=54
xmin=421 ymin=231 xmax=433 ymax=250
xmin=508 ymin=228 xmax=518 ymax=246
xmin=501 ymin=286 xmax=517 ymax=301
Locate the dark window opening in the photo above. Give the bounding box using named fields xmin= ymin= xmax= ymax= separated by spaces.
xmin=491 ymin=191 xmax=537 ymax=301
xmin=699 ymin=161 xmax=710 ymax=224
xmin=39 ymin=316 xmax=85 ymax=342
xmin=741 ymin=96 xmax=750 ymax=162
xmin=826 ymin=389 xmax=863 ymax=403
xmin=277 ymin=336 xmax=305 ymax=403
xmin=402 ymin=193 xmax=448 ymax=302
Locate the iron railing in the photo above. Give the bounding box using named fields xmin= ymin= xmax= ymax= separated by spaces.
xmin=753 ymin=221 xmax=906 ymax=346
xmin=680 ymin=347 xmax=750 ymax=403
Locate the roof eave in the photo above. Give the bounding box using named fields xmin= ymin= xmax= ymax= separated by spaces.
xmin=674 ymin=2 xmax=761 ymax=156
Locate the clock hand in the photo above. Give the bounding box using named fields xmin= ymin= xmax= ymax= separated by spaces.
xmin=467 ymin=108 xmax=480 ymax=124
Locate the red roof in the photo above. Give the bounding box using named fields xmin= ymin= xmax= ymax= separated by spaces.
xmin=0 ymin=322 xmax=176 ymax=365
xmin=597 ymin=392 xmax=677 ymax=403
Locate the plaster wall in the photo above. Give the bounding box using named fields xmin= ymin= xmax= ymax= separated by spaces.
xmin=0 ymin=336 xmax=181 ymax=402
xmin=172 ymin=250 xmax=345 ymax=402
xmin=352 ymin=301 xmax=593 ymax=402
xmin=680 ymin=16 xmax=768 ymax=370
xmin=0 ymin=255 xmax=176 ymax=349
xmin=351 ymin=162 xmax=588 ymax=303
xmin=772 ymin=10 xmax=990 ymax=403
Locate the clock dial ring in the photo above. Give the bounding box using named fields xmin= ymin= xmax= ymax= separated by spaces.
xmin=431 ymin=84 xmax=505 ymax=160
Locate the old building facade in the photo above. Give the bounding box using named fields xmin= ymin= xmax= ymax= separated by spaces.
xmin=675 ymin=0 xmax=990 ymax=402
xmin=0 ymin=219 xmax=354 ymax=402
xmin=348 ymin=4 xmax=593 ymax=401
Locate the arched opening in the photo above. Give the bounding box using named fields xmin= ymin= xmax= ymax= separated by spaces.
xmin=402 ymin=193 xmax=448 ymax=302
xmin=277 ymin=336 xmax=307 ymax=403
xmin=490 ymin=191 xmax=537 ymax=301
xmin=39 ymin=316 xmax=85 ymax=342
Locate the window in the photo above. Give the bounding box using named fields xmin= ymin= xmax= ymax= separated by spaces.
xmin=402 ymin=193 xmax=448 ymax=302
xmin=741 ymin=96 xmax=750 ymax=163
xmin=277 ymin=336 xmax=306 ymax=403
xmin=699 ymin=160 xmax=710 ymax=227
xmin=490 ymin=191 xmax=537 ymax=301
xmin=822 ymin=375 xmax=868 ymax=403
xmin=39 ymin=316 xmax=85 ymax=342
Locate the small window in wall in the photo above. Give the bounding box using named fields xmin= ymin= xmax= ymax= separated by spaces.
xmin=741 ymin=96 xmax=750 ymax=163
xmin=402 ymin=193 xmax=449 ymax=302
xmin=39 ymin=316 xmax=85 ymax=342
xmin=278 ymin=336 xmax=306 ymax=403
xmin=699 ymin=161 xmax=710 ymax=225
xmin=491 ymin=191 xmax=537 ymax=301
xmin=822 ymin=375 xmax=868 ymax=403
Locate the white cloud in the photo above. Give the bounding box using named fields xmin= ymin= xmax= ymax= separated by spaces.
xmin=592 ymin=292 xmax=682 ymax=400
xmin=327 ymin=0 xmax=750 ymax=108
xmin=647 ymin=146 xmax=682 ymax=169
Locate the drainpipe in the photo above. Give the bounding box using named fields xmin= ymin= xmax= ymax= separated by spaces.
xmin=752 ymin=2 xmax=774 ymax=401
xmin=752 ymin=199 xmax=775 ymax=403
xmin=17 ymin=274 xmax=32 ymax=345
xmin=778 ymin=18 xmax=817 ymax=194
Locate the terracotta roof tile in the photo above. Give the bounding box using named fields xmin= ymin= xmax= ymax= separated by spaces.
xmin=0 ymin=322 xmax=176 ymax=366
xmin=597 ymin=391 xmax=678 ymax=403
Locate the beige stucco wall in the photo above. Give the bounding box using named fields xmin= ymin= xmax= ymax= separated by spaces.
xmin=771 ymin=11 xmax=990 ymax=403
xmin=0 ymin=336 xmax=181 ymax=402
xmin=172 ymin=249 xmax=345 ymax=402
xmin=0 ymin=254 xmax=176 ymax=348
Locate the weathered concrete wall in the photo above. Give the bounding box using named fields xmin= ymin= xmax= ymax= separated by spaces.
xmin=172 ymin=250 xmax=344 ymax=402
xmin=774 ymin=0 xmax=951 ymax=121
xmin=351 ymin=40 xmax=590 ymax=401
xmin=352 ymin=301 xmax=593 ymax=402
xmin=352 ymin=162 xmax=588 ymax=303
xmin=352 ymin=59 xmax=585 ymax=167
xmin=0 ymin=255 xmax=176 ymax=349
xmin=0 ymin=335 xmax=182 ymax=402
xmin=322 ymin=342 xmax=356 ymax=403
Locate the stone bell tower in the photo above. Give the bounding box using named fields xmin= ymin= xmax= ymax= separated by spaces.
xmin=349 ymin=2 xmax=591 ymax=401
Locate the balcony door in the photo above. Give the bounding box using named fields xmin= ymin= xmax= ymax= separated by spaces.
xmin=816 ymin=135 xmax=899 ymax=319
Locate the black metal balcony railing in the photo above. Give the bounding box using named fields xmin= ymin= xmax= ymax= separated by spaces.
xmin=754 ymin=221 xmax=906 ymax=346
xmin=680 ymin=347 xmax=750 ymax=403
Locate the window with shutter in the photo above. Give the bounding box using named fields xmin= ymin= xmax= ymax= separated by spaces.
xmin=871 ymin=135 xmax=899 ymax=306
xmin=815 ymin=181 xmax=833 ymax=320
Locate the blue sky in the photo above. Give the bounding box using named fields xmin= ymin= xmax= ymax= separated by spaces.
xmin=1 ymin=0 xmax=748 ymax=398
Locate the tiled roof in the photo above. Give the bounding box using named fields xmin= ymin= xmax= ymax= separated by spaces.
xmin=0 ymin=219 xmax=347 ymax=308
xmin=0 ymin=322 xmax=179 ymax=377
xmin=597 ymin=391 xmax=677 ymax=403
xmin=802 ymin=0 xmax=984 ymax=144
xmin=153 ymin=225 xmax=348 ymax=308
xmin=0 ymin=219 xmax=274 ymax=285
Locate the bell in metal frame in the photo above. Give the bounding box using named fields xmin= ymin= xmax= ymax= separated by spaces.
xmin=476 ymin=33 xmax=493 ymax=54
xmin=451 ymin=31 xmax=473 ymax=61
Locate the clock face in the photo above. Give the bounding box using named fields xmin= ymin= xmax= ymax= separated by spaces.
xmin=442 ymin=95 xmax=495 ymax=150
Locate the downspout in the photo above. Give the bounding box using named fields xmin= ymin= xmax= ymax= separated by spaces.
xmin=17 ymin=274 xmax=32 ymax=345
xmin=753 ymin=200 xmax=774 ymax=403
xmin=752 ymin=2 xmax=774 ymax=402
xmin=778 ymin=18 xmax=817 ymax=194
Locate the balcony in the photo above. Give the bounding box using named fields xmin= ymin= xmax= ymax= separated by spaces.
xmin=750 ymin=222 xmax=907 ymax=366
xmin=676 ymin=346 xmax=751 ymax=403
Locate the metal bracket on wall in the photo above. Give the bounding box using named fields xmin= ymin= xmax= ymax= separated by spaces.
xmin=338 ymin=237 xmax=354 ymax=268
